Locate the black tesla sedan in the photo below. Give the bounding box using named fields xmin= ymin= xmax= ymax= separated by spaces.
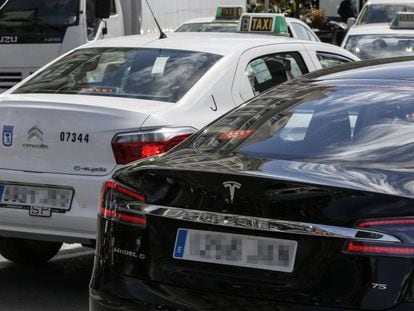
xmin=90 ymin=57 xmax=414 ymax=311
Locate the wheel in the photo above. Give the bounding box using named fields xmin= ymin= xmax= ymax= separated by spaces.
xmin=0 ymin=238 xmax=62 ymax=264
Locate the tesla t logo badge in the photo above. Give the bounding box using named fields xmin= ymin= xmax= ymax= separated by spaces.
xmin=2 ymin=125 xmax=14 ymax=147
xmin=27 ymin=125 xmax=43 ymax=142
xmin=223 ymin=181 xmax=241 ymax=204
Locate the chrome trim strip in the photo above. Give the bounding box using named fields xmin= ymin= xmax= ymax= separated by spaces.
xmin=127 ymin=203 xmax=401 ymax=243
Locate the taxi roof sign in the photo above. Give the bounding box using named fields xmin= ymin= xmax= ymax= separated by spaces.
xmin=215 ymin=5 xmax=244 ymax=20
xmin=238 ymin=13 xmax=288 ymax=36
xmin=391 ymin=12 xmax=414 ymax=29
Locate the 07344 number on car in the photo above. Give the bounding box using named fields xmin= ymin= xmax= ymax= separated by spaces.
xmin=60 ymin=132 xmax=89 ymax=143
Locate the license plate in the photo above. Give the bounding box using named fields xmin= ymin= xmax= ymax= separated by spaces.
xmin=173 ymin=228 xmax=297 ymax=272
xmin=29 ymin=206 xmax=52 ymax=217
xmin=0 ymin=184 xmax=73 ymax=215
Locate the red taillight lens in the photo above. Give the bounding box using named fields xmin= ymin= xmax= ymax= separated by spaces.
xmin=345 ymin=218 xmax=414 ymax=257
xmin=99 ymin=181 xmax=146 ymax=225
xmin=358 ymin=219 xmax=414 ymax=228
xmin=347 ymin=241 xmax=414 ymax=256
xmin=112 ymin=127 xmax=196 ymax=164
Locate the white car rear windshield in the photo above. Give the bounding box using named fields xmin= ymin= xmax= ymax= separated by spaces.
xmin=14 ymin=48 xmax=222 ymax=103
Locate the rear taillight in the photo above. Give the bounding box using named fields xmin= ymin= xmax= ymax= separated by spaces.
xmin=99 ymin=180 xmax=146 ymax=225
xmin=346 ymin=218 xmax=414 ymax=256
xmin=347 ymin=241 xmax=414 ymax=256
xmin=112 ymin=127 xmax=196 ymax=164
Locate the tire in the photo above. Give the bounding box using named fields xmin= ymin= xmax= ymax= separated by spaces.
xmin=0 ymin=238 xmax=62 ymax=264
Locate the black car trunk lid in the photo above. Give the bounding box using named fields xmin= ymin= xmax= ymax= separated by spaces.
xmin=107 ymin=168 xmax=414 ymax=310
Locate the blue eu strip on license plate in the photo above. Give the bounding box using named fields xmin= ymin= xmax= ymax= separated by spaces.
xmin=173 ymin=228 xmax=297 ymax=272
xmin=174 ymin=229 xmax=188 ymax=258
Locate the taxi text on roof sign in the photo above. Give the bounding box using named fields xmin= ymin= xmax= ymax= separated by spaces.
xmin=238 ymin=13 xmax=288 ymax=36
xmin=391 ymin=12 xmax=414 ymax=29
xmin=215 ymin=5 xmax=244 ymax=20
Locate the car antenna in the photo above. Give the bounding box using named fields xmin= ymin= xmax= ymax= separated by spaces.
xmin=0 ymin=0 xmax=11 ymax=11
xmin=144 ymin=0 xmax=167 ymax=39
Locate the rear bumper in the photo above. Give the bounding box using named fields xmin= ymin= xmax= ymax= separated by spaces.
xmin=0 ymin=168 xmax=115 ymax=243
xmin=89 ymin=256 xmax=414 ymax=311
xmin=90 ymin=288 xmax=184 ymax=311
xmin=90 ymin=256 xmax=191 ymax=311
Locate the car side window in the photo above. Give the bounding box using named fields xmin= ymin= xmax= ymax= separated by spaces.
xmin=291 ymin=23 xmax=312 ymax=41
xmin=110 ymin=0 xmax=116 ymax=15
xmin=244 ymin=52 xmax=308 ymax=99
xmin=305 ymin=28 xmax=319 ymax=42
xmin=317 ymin=52 xmax=352 ymax=69
xmin=86 ymin=0 xmax=99 ymax=40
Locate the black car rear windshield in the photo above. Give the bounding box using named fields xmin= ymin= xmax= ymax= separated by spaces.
xmin=14 ymin=48 xmax=222 ymax=103
xmin=194 ymin=82 xmax=414 ymax=168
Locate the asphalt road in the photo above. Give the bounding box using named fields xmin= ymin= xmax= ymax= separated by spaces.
xmin=0 ymin=244 xmax=94 ymax=311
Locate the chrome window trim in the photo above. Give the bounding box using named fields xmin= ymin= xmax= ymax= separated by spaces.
xmin=127 ymin=203 xmax=401 ymax=243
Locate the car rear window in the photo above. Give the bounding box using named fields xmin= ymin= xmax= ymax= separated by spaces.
xmin=358 ymin=4 xmax=414 ymax=24
xmin=13 ymin=48 xmax=222 ymax=103
xmin=194 ymin=82 xmax=414 ymax=168
xmin=175 ymin=22 xmax=238 ymax=32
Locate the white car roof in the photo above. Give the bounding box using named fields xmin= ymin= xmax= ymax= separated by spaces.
xmin=175 ymin=16 xmax=320 ymax=42
xmin=82 ymin=32 xmax=315 ymax=56
xmin=364 ymin=0 xmax=414 ymax=4
xmin=178 ymin=16 xmax=311 ymax=25
xmin=177 ymin=16 xmax=314 ymax=28
xmin=179 ymin=16 xmax=235 ymax=24
xmin=347 ymin=23 xmax=414 ymax=35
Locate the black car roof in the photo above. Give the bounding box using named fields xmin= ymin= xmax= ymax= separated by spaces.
xmin=304 ymin=56 xmax=414 ymax=82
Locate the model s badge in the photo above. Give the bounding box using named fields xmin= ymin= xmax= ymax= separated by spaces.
xmin=223 ymin=181 xmax=241 ymax=204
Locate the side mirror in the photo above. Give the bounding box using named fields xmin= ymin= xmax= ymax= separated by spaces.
xmin=347 ymin=17 xmax=356 ymax=28
xmin=95 ymin=0 xmax=111 ymax=19
xmin=240 ymin=72 xmax=256 ymax=102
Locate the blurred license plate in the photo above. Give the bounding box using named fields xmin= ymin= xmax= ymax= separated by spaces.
xmin=173 ymin=228 xmax=297 ymax=272
xmin=0 ymin=184 xmax=73 ymax=213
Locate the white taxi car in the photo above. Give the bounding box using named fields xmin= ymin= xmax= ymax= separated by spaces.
xmin=342 ymin=11 xmax=414 ymax=59
xmin=0 ymin=19 xmax=358 ymax=263
xmin=176 ymin=8 xmax=320 ymax=42
xmin=351 ymin=0 xmax=414 ymax=26
xmin=175 ymin=5 xmax=245 ymax=33
xmin=344 ymin=0 xmax=414 ymax=52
